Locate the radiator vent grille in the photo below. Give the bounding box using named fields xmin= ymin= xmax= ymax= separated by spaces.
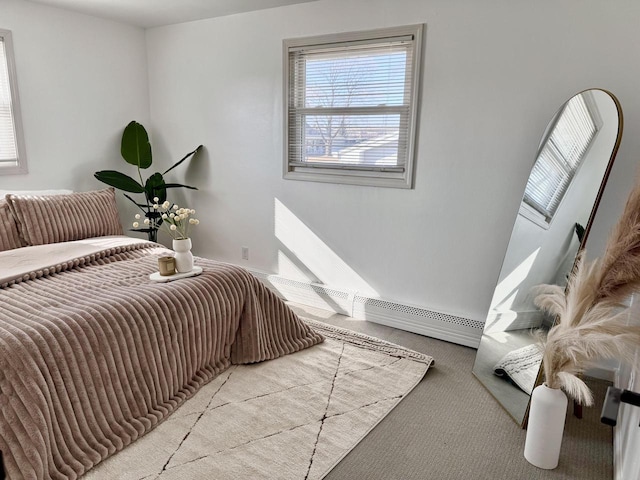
xmin=354 ymin=295 xmax=483 ymax=330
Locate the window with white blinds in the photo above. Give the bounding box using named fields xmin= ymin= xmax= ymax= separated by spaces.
xmin=523 ymin=93 xmax=600 ymax=223
xmin=0 ymin=29 xmax=27 ymax=175
xmin=283 ymin=25 xmax=423 ymax=188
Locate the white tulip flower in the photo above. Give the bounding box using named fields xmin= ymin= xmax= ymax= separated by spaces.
xmin=153 ymin=197 xmax=159 ymax=202
xmin=190 ymin=209 xmax=195 ymax=214
xmin=170 ymin=224 xmax=177 ymax=231
xmin=194 ymin=219 xmax=200 ymax=225
xmin=162 ymin=214 xmax=168 ymax=219
xmin=162 ymin=201 xmax=170 ymax=209
xmin=172 ymin=205 xmax=179 ymax=211
xmin=133 ymin=222 xmax=139 ymax=228
xmin=189 ymin=218 xmax=196 ymax=224
xmin=153 ymin=204 xmax=159 ymax=210
xmin=169 ymin=213 xmax=175 ymax=218
xmin=135 ymin=213 xmax=141 ymax=219
xmin=143 ymin=218 xmax=150 ymax=225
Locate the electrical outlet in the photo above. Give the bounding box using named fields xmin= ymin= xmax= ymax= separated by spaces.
xmin=241 ymin=246 xmax=249 ymax=260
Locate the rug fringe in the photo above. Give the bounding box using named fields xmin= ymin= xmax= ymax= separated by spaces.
xmin=302 ymin=317 xmax=434 ymax=366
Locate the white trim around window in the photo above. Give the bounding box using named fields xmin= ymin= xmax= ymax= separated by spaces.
xmin=0 ymin=29 xmax=27 ymax=175
xmin=283 ymin=25 xmax=423 ymax=188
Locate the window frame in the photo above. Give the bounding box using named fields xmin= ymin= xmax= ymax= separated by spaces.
xmin=0 ymin=29 xmax=27 ymax=175
xmin=282 ymin=24 xmax=423 ymax=189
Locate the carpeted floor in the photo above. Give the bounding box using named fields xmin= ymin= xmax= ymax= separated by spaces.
xmin=288 ymin=304 xmax=614 ymax=480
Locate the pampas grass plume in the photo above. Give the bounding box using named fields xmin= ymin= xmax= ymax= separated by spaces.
xmin=535 ymin=179 xmax=640 ymax=405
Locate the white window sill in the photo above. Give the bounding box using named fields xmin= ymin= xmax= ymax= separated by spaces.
xmin=284 ymin=168 xmax=411 ymax=188
xmin=518 ymin=202 xmax=551 ymax=230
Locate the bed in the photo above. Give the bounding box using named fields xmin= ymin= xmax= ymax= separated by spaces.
xmin=0 ymin=189 xmax=324 ymax=479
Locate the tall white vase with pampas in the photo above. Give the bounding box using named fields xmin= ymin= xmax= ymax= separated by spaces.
xmin=524 ymin=383 xmax=568 ymax=469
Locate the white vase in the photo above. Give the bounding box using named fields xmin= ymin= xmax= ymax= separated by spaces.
xmin=172 ymin=238 xmax=194 ymax=273
xmin=524 ymin=383 xmax=568 ymax=469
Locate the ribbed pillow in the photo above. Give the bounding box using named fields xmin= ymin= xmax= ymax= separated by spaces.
xmin=0 ymin=198 xmax=26 ymax=251
xmin=7 ymin=188 xmax=123 ymax=246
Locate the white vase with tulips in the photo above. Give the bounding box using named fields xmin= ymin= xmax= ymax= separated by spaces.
xmin=133 ymin=198 xmax=200 ymax=273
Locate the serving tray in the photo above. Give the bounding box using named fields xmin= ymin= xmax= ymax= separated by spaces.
xmin=149 ymin=266 xmax=203 ymax=283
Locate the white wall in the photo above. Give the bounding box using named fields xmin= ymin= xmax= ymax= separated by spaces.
xmin=0 ymin=0 xmax=149 ymax=198
xmin=145 ymin=0 xmax=640 ymax=324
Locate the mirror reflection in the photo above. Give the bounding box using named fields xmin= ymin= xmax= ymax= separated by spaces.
xmin=472 ymin=89 xmax=623 ymax=425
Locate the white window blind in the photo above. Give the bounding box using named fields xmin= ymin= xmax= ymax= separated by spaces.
xmin=523 ymin=94 xmax=598 ymax=222
xmin=0 ymin=29 xmax=26 ymax=175
xmin=284 ymin=25 xmax=423 ymax=188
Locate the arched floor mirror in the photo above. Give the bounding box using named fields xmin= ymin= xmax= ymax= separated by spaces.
xmin=472 ymin=88 xmax=623 ymax=426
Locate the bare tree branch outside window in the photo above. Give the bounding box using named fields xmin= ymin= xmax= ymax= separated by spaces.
xmin=306 ymin=60 xmax=363 ymax=158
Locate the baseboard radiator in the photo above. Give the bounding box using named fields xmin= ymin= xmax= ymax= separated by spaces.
xmin=249 ymin=270 xmax=483 ymax=348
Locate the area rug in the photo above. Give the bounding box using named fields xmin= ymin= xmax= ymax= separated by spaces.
xmin=494 ymin=343 xmax=543 ymax=395
xmin=84 ymin=318 xmax=433 ymax=480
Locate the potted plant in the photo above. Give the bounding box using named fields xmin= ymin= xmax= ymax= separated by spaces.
xmin=95 ymin=120 xmax=202 ymax=242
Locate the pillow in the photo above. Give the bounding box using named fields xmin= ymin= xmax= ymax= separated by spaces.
xmin=0 ymin=198 xmax=26 ymax=251
xmin=6 ymin=188 xmax=123 ymax=246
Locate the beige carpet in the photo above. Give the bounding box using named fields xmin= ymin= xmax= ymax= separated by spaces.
xmin=83 ymin=318 xmax=433 ymax=480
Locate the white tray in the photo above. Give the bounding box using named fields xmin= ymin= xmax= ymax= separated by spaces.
xmin=149 ymin=266 xmax=203 ymax=283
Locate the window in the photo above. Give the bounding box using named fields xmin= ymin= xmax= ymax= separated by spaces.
xmin=0 ymin=29 xmax=27 ymax=175
xmin=521 ymin=92 xmax=601 ymax=225
xmin=283 ymin=25 xmax=423 ymax=188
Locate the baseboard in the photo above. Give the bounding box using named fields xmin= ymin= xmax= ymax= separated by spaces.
xmin=249 ymin=269 xmax=483 ymax=348
xmin=484 ymin=310 xmax=544 ymax=333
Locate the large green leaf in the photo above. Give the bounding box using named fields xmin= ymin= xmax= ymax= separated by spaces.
xmin=145 ymin=172 xmax=167 ymax=204
xmin=164 ymin=183 xmax=198 ymax=190
xmin=163 ymin=145 xmax=203 ymax=175
xmin=121 ymin=121 xmax=152 ymax=169
xmin=94 ymin=170 xmax=145 ymax=193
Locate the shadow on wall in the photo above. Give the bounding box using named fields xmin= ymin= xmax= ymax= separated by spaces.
xmin=272 ymin=197 xmax=378 ymax=308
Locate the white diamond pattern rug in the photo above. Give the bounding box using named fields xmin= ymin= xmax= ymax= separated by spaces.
xmin=84 ymin=318 xmax=433 ymax=480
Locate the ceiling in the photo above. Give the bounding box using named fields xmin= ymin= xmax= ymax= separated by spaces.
xmin=26 ymin=0 xmax=319 ymax=28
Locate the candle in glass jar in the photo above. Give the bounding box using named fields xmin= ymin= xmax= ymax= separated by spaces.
xmin=158 ymin=256 xmax=176 ymax=276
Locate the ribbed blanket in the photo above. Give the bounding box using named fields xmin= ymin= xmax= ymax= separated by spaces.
xmin=0 ymin=237 xmax=324 ymax=479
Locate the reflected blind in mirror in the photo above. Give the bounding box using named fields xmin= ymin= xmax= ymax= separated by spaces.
xmin=524 ymin=94 xmax=599 ymax=222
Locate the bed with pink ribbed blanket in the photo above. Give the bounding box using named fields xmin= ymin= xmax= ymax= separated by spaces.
xmin=0 ymin=236 xmax=323 ymax=479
